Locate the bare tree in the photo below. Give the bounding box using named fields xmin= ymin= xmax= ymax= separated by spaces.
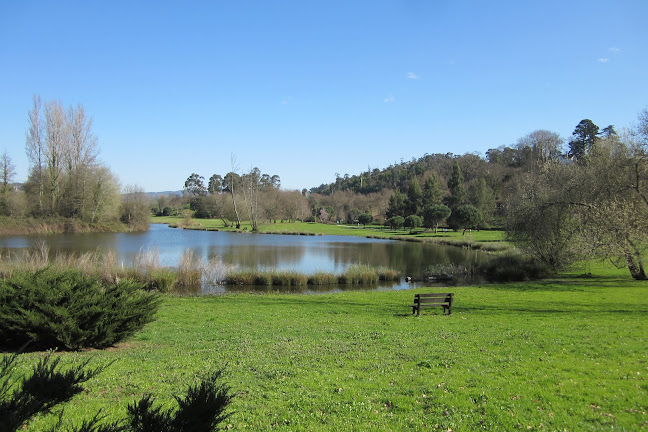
xmin=25 ymin=95 xmax=44 ymax=213
xmin=120 ymin=184 xmax=150 ymax=230
xmin=517 ymin=129 xmax=564 ymax=165
xmin=0 ymin=151 xmax=16 ymax=196
xmin=43 ymin=99 xmax=69 ymax=214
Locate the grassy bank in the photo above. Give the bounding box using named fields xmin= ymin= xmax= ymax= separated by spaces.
xmin=15 ymin=263 xmax=647 ymax=431
xmin=0 ymin=215 xmax=140 ymax=235
xmin=152 ymin=216 xmax=511 ymax=251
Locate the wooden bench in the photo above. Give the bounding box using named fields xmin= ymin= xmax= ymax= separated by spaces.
xmin=410 ymin=293 xmax=453 ymax=316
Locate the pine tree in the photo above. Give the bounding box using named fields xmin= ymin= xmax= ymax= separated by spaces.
xmin=405 ymin=178 xmax=423 ymax=216
xmin=445 ymin=162 xmax=465 ymax=209
xmin=422 ymin=174 xmax=443 ymax=206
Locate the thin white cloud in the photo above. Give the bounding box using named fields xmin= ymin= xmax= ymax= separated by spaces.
xmin=609 ymin=47 xmax=620 ymax=53
xmin=598 ymin=58 xmax=610 ymax=63
xmin=384 ymin=95 xmax=395 ymax=103
xmin=407 ymin=72 xmax=419 ymax=80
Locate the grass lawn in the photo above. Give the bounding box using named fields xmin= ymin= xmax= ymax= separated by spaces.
xmin=152 ymin=216 xmax=507 ymax=243
xmin=17 ymin=263 xmax=647 ymax=431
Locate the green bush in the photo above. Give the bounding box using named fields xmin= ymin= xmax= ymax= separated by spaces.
xmin=0 ymin=269 xmax=161 ymax=351
xmin=479 ymin=253 xmax=552 ymax=282
xmin=0 ymin=353 xmax=108 ymax=432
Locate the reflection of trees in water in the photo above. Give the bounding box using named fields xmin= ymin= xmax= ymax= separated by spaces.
xmin=200 ymin=240 xmax=487 ymax=277
xmin=208 ymin=244 xmax=306 ymax=269
xmin=327 ymin=241 xmax=483 ymax=278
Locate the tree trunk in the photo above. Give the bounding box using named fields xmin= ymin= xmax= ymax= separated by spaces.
xmin=624 ymin=239 xmax=648 ymax=280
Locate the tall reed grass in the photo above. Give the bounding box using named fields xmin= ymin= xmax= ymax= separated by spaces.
xmin=0 ymin=244 xmax=402 ymax=292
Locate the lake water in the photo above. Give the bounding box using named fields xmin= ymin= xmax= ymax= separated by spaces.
xmin=0 ymin=224 xmax=487 ymax=293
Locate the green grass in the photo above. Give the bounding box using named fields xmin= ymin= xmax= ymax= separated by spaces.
xmin=15 ymin=263 xmax=647 ymax=431
xmin=153 ymin=216 xmax=510 ymax=247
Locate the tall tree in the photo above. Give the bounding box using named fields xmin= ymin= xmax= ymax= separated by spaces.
xmin=43 ymin=99 xmax=68 ymax=214
xmin=0 ymin=151 xmax=16 ymax=196
xmin=422 ymin=174 xmax=443 ymax=206
xmin=517 ymin=129 xmax=563 ymax=165
xmin=184 ymin=173 xmax=207 ymax=197
xmin=385 ymin=190 xmax=406 ymax=219
xmin=222 ymin=172 xmax=242 ymax=229
xmin=208 ymin=174 xmax=223 ymax=194
xmin=405 ymin=177 xmax=423 ymax=216
xmin=445 ymin=161 xmax=465 ymax=209
xmin=568 ymin=119 xmax=599 ymax=160
xmin=25 ymin=95 xmax=44 ymax=213
xmin=467 ymin=177 xmax=495 ymax=224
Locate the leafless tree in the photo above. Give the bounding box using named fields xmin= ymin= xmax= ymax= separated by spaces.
xmin=1 ymin=151 xmax=16 ymax=195
xmin=43 ymin=99 xmax=69 ymax=214
xmin=26 ymin=95 xmax=45 ymax=213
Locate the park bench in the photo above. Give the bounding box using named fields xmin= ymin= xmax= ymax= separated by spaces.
xmin=410 ymin=293 xmax=453 ymax=316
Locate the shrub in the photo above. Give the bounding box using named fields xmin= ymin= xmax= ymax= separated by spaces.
xmin=127 ymin=369 xmax=233 ymax=432
xmin=0 ymin=269 xmax=160 ymax=351
xmin=0 ymin=354 xmax=233 ymax=432
xmin=0 ymin=353 xmax=108 ymax=432
xmin=479 ymin=253 xmax=552 ymax=282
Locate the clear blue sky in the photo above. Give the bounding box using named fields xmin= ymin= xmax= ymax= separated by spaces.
xmin=1 ymin=1 xmax=646 ymax=192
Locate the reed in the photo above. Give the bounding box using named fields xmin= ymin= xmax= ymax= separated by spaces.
xmin=338 ymin=264 xmax=379 ymax=284
xmin=176 ymin=250 xmax=203 ymax=288
xmin=307 ymin=272 xmax=339 ymax=285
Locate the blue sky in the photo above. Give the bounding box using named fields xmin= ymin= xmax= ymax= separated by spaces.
xmin=1 ymin=1 xmax=646 ymax=192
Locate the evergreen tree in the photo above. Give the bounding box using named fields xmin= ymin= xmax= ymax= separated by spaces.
xmin=568 ymin=119 xmax=599 ymax=160
xmin=467 ymin=177 xmax=495 ymax=224
xmin=386 ymin=190 xmax=406 ymax=219
xmin=404 ymin=177 xmax=423 ymax=216
xmin=422 ymin=174 xmax=443 ymax=206
xmin=445 ymin=162 xmax=465 ymax=209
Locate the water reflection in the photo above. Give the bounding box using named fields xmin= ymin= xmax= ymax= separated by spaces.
xmin=0 ymin=224 xmax=487 ymax=293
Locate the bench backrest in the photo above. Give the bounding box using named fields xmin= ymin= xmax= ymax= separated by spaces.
xmin=414 ymin=293 xmax=453 ymax=304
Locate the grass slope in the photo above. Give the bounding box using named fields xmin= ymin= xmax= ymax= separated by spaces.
xmin=18 ymin=264 xmax=647 ymax=431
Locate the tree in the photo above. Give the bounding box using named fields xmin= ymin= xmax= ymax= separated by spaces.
xmin=120 ymin=185 xmax=150 ymax=230
xmin=184 ymin=173 xmax=207 ymax=197
xmin=387 ymin=215 xmax=405 ymax=230
xmin=222 ymin=171 xmax=242 ymax=229
xmin=422 ymin=204 xmax=451 ymax=233
xmin=43 ymin=99 xmax=68 ymax=214
xmin=25 ymin=95 xmax=45 ymax=214
xmin=208 ymin=174 xmax=223 ymax=194
xmin=506 ymin=111 xmax=648 ymax=279
xmin=241 ymin=167 xmax=262 ymax=231
xmin=404 ymin=214 xmax=422 ymax=233
xmin=466 ymin=177 xmax=495 ymax=224
xmin=358 ymin=212 xmax=373 ymax=228
xmin=445 ymin=161 xmax=465 ymax=209
xmin=599 ymin=125 xmax=617 ymax=139
xmin=448 ymin=204 xmax=482 ymax=231
xmin=385 ymin=190 xmax=406 ymax=219
xmin=404 ymin=177 xmax=423 ymax=216
xmin=517 ymin=129 xmax=563 ymax=165
xmin=0 ymin=151 xmax=16 ymax=196
xmin=568 ymin=119 xmax=599 ymax=160
xmin=422 ymin=173 xmax=443 ymax=206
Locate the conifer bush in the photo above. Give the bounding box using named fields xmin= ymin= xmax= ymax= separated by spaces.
xmin=0 ymin=269 xmax=160 ymax=351
xmin=0 ymin=353 xmax=108 ymax=432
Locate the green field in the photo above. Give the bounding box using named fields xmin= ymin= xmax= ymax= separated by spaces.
xmin=16 ymin=262 xmax=648 ymax=431
xmin=152 ymin=216 xmax=508 ymax=244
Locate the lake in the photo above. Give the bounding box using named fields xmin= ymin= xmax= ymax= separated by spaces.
xmin=0 ymin=224 xmax=487 ymax=293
